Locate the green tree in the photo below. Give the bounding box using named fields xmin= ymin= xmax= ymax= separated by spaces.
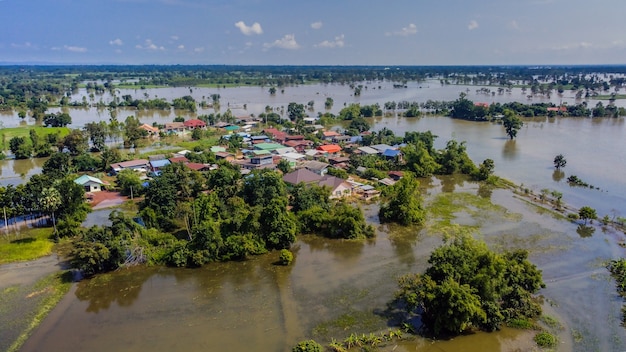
xmin=379 ymin=173 xmax=425 ymax=226
xmin=287 ymin=102 xmax=306 ymax=120
xmin=42 ymin=152 xmax=72 ymax=179
xmin=41 ymin=187 xmax=62 ymax=238
xmin=502 ymin=109 xmax=523 ymax=140
xmin=450 ymin=93 xmax=478 ymax=120
xmin=116 ymin=169 xmax=143 ymax=197
xmin=242 ymin=169 xmax=286 ymax=207
xmin=60 ymin=129 xmax=88 ymax=155
xmin=402 ymin=142 xmax=439 ymax=177
xmin=578 ymin=206 xmax=597 ymax=225
xmin=473 ymin=159 xmax=495 ymax=181
xmin=260 ymin=198 xmax=297 ymax=250
xmin=553 ymin=154 xmax=566 ymax=170
xmin=123 ymin=115 xmax=146 ymax=148
xmin=84 ymin=121 xmax=108 ymax=151
xmin=9 ymin=136 xmax=32 ymax=159
xmin=43 ymin=112 xmax=72 ymax=127
xmin=292 ymin=340 xmax=322 ymax=352
xmin=394 ymin=234 xmax=544 ymax=336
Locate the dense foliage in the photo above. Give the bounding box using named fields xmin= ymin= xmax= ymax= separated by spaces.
xmin=379 ymin=173 xmax=425 ymax=225
xmin=394 ymin=234 xmax=544 ymax=336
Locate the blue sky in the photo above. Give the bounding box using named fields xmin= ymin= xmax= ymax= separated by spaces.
xmin=2 ymin=0 xmax=625 ymax=65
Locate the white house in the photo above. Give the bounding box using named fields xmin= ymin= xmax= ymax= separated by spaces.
xmin=74 ymin=175 xmax=107 ymax=192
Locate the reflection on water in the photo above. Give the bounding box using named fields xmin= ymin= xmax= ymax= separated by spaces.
xmin=501 ymin=139 xmax=518 ymax=160
xmin=23 ymin=183 xmax=626 ymax=351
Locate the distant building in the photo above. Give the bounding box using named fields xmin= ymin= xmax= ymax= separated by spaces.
xmin=110 ymin=159 xmax=150 ymax=174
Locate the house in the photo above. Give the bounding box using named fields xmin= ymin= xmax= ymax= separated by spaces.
xmin=185 ymin=163 xmax=211 ymax=172
xmin=383 ymin=149 xmax=403 ymax=161
xmin=303 ymin=160 xmax=329 ymax=175
xmin=322 ymin=130 xmax=341 ymax=140
xmin=215 ymin=152 xmax=235 ymax=161
xmin=169 ymin=156 xmax=190 ymax=164
xmin=317 ymin=144 xmax=342 ymax=155
xmin=283 ymin=169 xmax=352 ymax=199
xmin=164 ymin=122 xmax=185 ymax=134
xmin=250 ymin=154 xmax=274 ymax=166
xmin=254 ymin=142 xmax=285 ymax=153
xmin=150 ymin=159 xmax=171 ymax=172
xmin=332 ymin=135 xmax=352 ymax=144
xmin=283 ymin=168 xmax=323 ymax=185
xmin=370 ymin=144 xmax=395 ymax=154
xmin=284 ymin=139 xmax=313 ymax=152
xmin=388 ymin=171 xmax=404 ymax=181
xmin=263 ymin=128 xmax=287 ymax=143
xmin=183 ymin=119 xmax=207 ymax=130
xmin=317 ymin=175 xmax=352 ymax=199
xmin=328 ymin=156 xmax=350 ymax=165
xmin=139 ymin=123 xmax=159 ymax=136
xmin=110 ymin=159 xmax=150 ymax=174
xmin=74 ymin=175 xmax=107 ymax=192
xmin=357 ymin=146 xmax=379 ymax=155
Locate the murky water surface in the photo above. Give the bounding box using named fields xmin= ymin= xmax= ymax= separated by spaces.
xmin=9 ymin=82 xmax=626 ymax=351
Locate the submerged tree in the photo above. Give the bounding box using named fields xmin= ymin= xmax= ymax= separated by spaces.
xmin=553 ymin=154 xmax=566 ymax=170
xmin=502 ymin=109 xmax=523 ymax=140
xmin=394 ymin=234 xmax=544 ymax=336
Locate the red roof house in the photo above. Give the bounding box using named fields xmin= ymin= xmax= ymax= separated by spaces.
xmin=183 ymin=119 xmax=207 ymax=129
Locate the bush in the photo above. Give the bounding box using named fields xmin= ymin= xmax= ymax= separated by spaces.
xmin=292 ymin=340 xmax=322 ymax=352
xmin=279 ymin=249 xmax=294 ymax=265
xmin=534 ymin=331 xmax=557 ymax=348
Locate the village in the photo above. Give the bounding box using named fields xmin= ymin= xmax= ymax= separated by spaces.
xmin=78 ymin=116 xmax=412 ymax=206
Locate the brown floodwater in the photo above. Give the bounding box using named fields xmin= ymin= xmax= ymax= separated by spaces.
xmin=20 ymin=180 xmax=626 ymax=351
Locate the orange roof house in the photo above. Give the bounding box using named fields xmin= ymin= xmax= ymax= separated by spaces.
xmin=317 ymin=144 xmax=342 ymax=154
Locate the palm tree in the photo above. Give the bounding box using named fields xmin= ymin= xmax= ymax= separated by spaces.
xmin=41 ymin=187 xmax=61 ymax=239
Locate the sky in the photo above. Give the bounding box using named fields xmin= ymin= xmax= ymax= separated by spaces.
xmin=1 ymin=0 xmax=626 ymax=66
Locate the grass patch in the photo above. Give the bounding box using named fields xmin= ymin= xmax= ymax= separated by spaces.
xmin=0 ymin=228 xmax=55 ymax=264
xmin=6 ymin=271 xmax=73 ymax=352
xmin=540 ymin=315 xmax=562 ymax=329
xmin=507 ymin=318 xmax=537 ymax=330
xmin=0 ymin=126 xmax=70 ymax=151
xmin=594 ymin=94 xmax=626 ymax=100
xmin=425 ymin=192 xmax=520 ymax=237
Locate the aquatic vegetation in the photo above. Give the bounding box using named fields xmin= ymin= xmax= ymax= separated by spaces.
xmin=534 ymin=331 xmax=557 ymax=348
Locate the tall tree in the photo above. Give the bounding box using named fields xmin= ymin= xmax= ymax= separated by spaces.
xmin=41 ymin=187 xmax=61 ymax=238
xmin=501 ymin=109 xmax=523 ymax=140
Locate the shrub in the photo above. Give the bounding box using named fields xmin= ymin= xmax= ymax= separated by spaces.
xmin=279 ymin=249 xmax=294 ymax=265
xmin=292 ymin=340 xmax=322 ymax=352
xmin=534 ymin=331 xmax=557 ymax=348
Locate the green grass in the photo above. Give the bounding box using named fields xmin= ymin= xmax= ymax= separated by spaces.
xmin=6 ymin=271 xmax=73 ymax=352
xmin=0 ymin=227 xmax=55 ymax=264
xmin=0 ymin=126 xmax=71 ymax=150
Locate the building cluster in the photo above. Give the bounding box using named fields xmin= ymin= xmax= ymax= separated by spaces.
xmin=93 ymin=119 xmax=407 ymax=200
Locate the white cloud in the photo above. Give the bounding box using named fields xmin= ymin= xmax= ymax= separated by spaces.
xmin=315 ymin=34 xmax=345 ymax=48
xmin=135 ymin=39 xmax=165 ymax=51
xmin=508 ymin=20 xmax=519 ymax=30
xmin=64 ymin=45 xmax=87 ymax=53
xmin=170 ymin=35 xmax=179 ymax=40
xmin=235 ymin=21 xmax=263 ymax=36
xmin=386 ymin=23 xmax=417 ymax=36
xmin=11 ymin=42 xmax=35 ymax=49
xmin=109 ymin=38 xmax=123 ymax=46
xmin=311 ymin=21 xmax=322 ymax=30
xmin=468 ymin=20 xmax=479 ymax=30
xmin=263 ymin=34 xmax=300 ymax=50
xmin=177 ymin=45 xmax=185 ymax=49
xmin=553 ymin=42 xmax=593 ymax=51
xmin=193 ymin=47 xmax=204 ymax=53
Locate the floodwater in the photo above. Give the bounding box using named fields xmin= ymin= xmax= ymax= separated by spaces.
xmin=21 ymin=182 xmax=626 ymax=352
xmin=8 ymin=82 xmax=626 ymax=351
